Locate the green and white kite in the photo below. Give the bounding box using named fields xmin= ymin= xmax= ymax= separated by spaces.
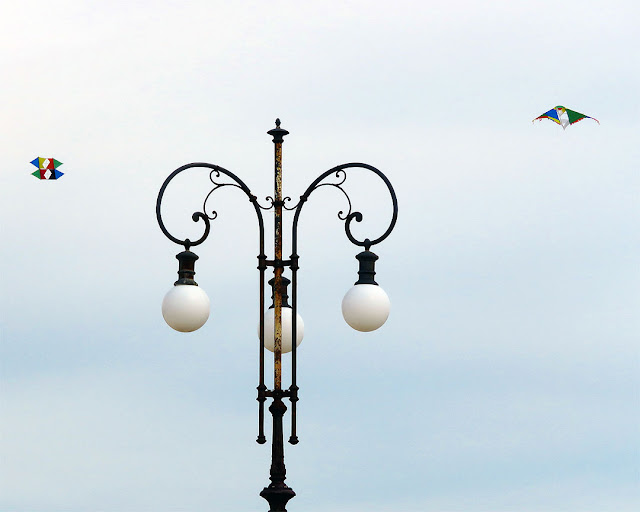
xmin=533 ymin=106 xmax=599 ymax=130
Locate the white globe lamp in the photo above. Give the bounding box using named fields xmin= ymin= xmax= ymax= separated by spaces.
xmin=161 ymin=249 xmax=210 ymax=332
xmin=259 ymin=276 xmax=304 ymax=353
xmin=162 ymin=284 xmax=210 ymax=332
xmin=342 ymin=283 xmax=390 ymax=332
xmin=262 ymin=307 xmax=304 ymax=353
xmin=341 ymin=249 xmax=391 ymax=332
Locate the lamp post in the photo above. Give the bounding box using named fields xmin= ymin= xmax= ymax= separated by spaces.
xmin=156 ymin=119 xmax=398 ymax=511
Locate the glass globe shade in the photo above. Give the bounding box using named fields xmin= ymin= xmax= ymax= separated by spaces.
xmin=261 ymin=307 xmax=304 ymax=353
xmin=342 ymin=284 xmax=390 ymax=332
xmin=162 ymin=284 xmax=210 ymax=332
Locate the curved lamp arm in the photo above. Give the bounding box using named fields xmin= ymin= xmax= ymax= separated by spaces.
xmin=156 ymin=162 xmax=267 ymax=250
xmin=156 ymin=161 xmax=271 ymax=443
xmin=291 ymin=163 xmax=398 ymax=251
xmin=286 ymin=162 xmax=398 ymax=444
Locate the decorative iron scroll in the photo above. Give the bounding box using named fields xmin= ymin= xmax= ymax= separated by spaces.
xmin=292 ymin=163 xmax=398 ymax=251
xmin=156 ymin=162 xmax=265 ymax=250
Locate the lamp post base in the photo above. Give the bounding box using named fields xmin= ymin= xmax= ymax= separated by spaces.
xmin=260 ymin=483 xmax=296 ymax=512
xmin=261 ymin=396 xmax=295 ymax=511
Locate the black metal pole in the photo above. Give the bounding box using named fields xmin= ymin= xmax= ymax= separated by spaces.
xmin=260 ymin=395 xmax=294 ymax=511
xmin=261 ymin=119 xmax=295 ymax=512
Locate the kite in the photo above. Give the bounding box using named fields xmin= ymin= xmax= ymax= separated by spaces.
xmin=30 ymin=157 xmax=64 ymax=180
xmin=532 ymin=106 xmax=599 ymax=130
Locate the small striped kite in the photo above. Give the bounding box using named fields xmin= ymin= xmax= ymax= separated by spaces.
xmin=30 ymin=157 xmax=64 ymax=179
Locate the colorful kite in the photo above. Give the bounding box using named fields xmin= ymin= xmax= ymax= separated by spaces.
xmin=30 ymin=157 xmax=64 ymax=180
xmin=532 ymin=106 xmax=599 ymax=130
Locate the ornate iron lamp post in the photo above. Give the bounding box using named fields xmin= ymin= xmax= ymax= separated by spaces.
xmin=156 ymin=119 xmax=398 ymax=511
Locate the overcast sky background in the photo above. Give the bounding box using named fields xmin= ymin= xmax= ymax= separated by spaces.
xmin=1 ymin=1 xmax=638 ymax=511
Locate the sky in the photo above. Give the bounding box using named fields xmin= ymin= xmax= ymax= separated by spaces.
xmin=1 ymin=1 xmax=638 ymax=511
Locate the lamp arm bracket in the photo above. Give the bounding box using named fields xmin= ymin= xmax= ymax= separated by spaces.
xmin=156 ymin=162 xmax=265 ymax=250
xmin=263 ymin=389 xmax=293 ymax=399
xmin=292 ymin=163 xmax=398 ymax=251
xmin=265 ymin=258 xmax=293 ymax=269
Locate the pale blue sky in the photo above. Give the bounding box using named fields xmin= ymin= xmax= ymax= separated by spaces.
xmin=1 ymin=1 xmax=638 ymax=511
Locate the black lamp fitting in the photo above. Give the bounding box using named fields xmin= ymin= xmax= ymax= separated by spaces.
xmin=354 ymin=250 xmax=379 ymax=285
xmin=268 ymin=276 xmax=291 ymax=308
xmin=174 ymin=250 xmax=199 ymax=286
